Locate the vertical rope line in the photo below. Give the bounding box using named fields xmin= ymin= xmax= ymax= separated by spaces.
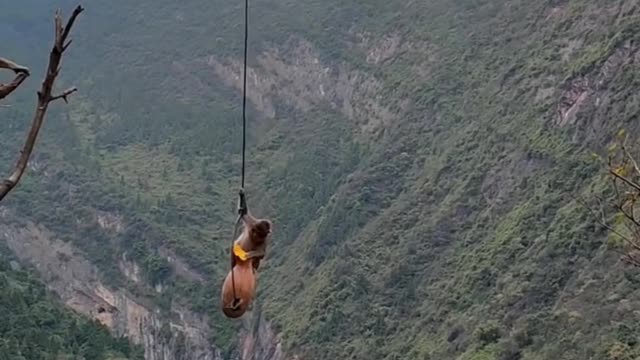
xmin=230 ymin=0 xmax=250 ymax=306
xmin=241 ymin=0 xmax=249 ymax=189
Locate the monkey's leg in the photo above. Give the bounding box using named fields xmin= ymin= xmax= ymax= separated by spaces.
xmin=225 ymin=297 xmax=244 ymax=310
xmin=245 ymin=249 xmax=265 ymax=259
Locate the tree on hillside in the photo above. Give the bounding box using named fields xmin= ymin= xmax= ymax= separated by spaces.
xmin=0 ymin=5 xmax=84 ymax=203
xmin=580 ymin=130 xmax=640 ymax=266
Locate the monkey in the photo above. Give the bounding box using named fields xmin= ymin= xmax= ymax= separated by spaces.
xmin=0 ymin=57 xmax=30 ymax=75
xmin=221 ymin=211 xmax=272 ymax=319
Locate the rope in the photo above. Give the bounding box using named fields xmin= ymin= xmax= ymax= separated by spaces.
xmin=241 ymin=0 xmax=249 ymax=189
xmin=229 ymin=214 xmax=243 ymax=308
xmin=229 ymin=0 xmax=250 ymax=310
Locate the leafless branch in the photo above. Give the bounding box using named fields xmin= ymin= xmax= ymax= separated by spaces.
xmin=609 ymin=170 xmax=640 ymax=193
xmin=574 ymin=191 xmax=640 ymax=254
xmin=0 ymin=57 xmax=30 ymax=100
xmin=581 ymin=130 xmax=640 ymax=267
xmin=0 ymin=56 xmax=30 ymax=75
xmin=616 ymin=201 xmax=640 ymax=229
xmin=622 ymin=138 xmax=640 ymax=177
xmin=623 ymin=222 xmax=640 ymax=252
xmin=0 ymin=5 xmax=84 ymax=202
xmin=50 ymin=87 xmax=78 ymax=103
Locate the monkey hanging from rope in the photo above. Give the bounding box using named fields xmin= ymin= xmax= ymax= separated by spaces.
xmin=221 ymin=202 xmax=272 ymax=319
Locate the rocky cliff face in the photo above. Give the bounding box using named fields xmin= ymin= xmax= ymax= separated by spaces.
xmin=237 ymin=308 xmax=287 ymax=360
xmin=0 ymin=205 xmax=294 ymax=360
xmin=189 ymin=36 xmax=429 ymax=139
xmin=0 ymin=207 xmax=221 ymax=360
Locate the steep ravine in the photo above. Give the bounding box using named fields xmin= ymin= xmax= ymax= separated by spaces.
xmin=7 ymin=0 xmax=640 ymax=358
xmin=0 ymin=32 xmax=420 ymax=360
xmin=0 ymin=207 xmax=288 ymax=360
xmin=0 ymin=32 xmax=385 ymax=360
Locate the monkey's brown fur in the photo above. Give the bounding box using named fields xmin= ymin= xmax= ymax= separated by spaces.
xmin=221 ymin=212 xmax=272 ymax=318
xmin=221 ymin=261 xmax=256 ymax=318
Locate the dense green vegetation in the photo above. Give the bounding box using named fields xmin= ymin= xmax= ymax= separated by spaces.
xmin=0 ymin=246 xmax=144 ymax=360
xmin=3 ymin=0 xmax=640 ymax=359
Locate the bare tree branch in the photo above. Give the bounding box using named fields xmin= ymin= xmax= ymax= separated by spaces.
xmin=0 ymin=5 xmax=84 ymax=202
xmin=581 ymin=130 xmax=640 ymax=267
xmin=0 ymin=57 xmax=30 ymax=75
xmin=616 ymin=200 xmax=640 ymax=229
xmin=0 ymin=57 xmax=30 ymax=100
xmin=574 ymin=191 xmax=640 ymax=255
xmin=50 ymin=87 xmax=78 ymax=103
xmin=609 ymin=169 xmax=640 ymax=193
xmin=622 ymin=137 xmax=640 ymax=177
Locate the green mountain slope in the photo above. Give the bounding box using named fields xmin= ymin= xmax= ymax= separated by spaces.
xmin=3 ymin=0 xmax=640 ymax=359
xmin=0 ymin=245 xmax=144 ymax=360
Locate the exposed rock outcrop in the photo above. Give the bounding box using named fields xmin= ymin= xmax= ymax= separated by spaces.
xmin=0 ymin=209 xmax=221 ymax=360
xmin=202 ymin=38 xmax=408 ymax=137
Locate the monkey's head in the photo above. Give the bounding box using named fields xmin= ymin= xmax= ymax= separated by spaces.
xmin=251 ymin=219 xmax=272 ymax=242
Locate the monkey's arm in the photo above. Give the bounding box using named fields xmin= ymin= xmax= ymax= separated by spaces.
xmin=246 ymin=249 xmax=265 ymax=259
xmin=241 ymin=212 xmax=258 ymax=228
xmin=231 ymin=242 xmax=265 ymax=270
xmin=231 ymin=232 xmax=263 ymax=265
xmin=246 ymin=239 xmax=266 ymax=259
xmin=247 ymin=243 xmax=266 ymax=271
xmin=0 ymin=57 xmax=29 ymax=75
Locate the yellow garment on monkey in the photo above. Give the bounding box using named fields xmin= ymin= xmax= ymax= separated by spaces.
xmin=233 ymin=243 xmax=250 ymax=261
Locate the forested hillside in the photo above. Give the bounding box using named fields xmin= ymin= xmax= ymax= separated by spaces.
xmin=0 ymin=243 xmax=143 ymax=359
xmin=2 ymin=0 xmax=640 ymax=359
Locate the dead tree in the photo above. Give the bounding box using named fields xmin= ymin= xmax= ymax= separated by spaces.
xmin=0 ymin=5 xmax=84 ymax=202
xmin=578 ymin=129 xmax=640 ymax=267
